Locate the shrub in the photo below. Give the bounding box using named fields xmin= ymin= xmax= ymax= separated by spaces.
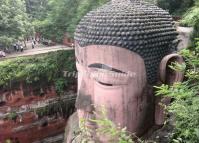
xmin=155 ymin=39 xmax=199 ymax=143
xmin=157 ymin=0 xmax=194 ymax=16
xmin=7 ymin=112 xmax=18 ymax=121
xmin=0 ymin=50 xmax=76 ymax=93
xmin=181 ymin=1 xmax=199 ymax=42
xmin=78 ymin=107 xmax=143 ymax=143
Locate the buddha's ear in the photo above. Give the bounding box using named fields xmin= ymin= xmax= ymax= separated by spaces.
xmin=156 ymin=54 xmax=185 ymax=125
xmin=159 ymin=53 xmax=185 ymax=85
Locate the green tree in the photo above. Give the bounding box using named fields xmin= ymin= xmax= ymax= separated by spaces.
xmin=36 ymin=0 xmax=109 ymax=42
xmin=181 ymin=0 xmax=199 ymax=40
xmin=0 ymin=0 xmax=33 ymax=50
xmin=157 ymin=0 xmax=194 ymax=16
xmin=25 ymin=0 xmax=49 ymax=20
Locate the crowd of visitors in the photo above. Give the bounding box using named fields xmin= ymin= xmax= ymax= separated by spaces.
xmin=14 ymin=37 xmax=37 ymax=53
xmin=0 ymin=36 xmax=59 ymax=59
xmin=13 ymin=43 xmax=24 ymax=52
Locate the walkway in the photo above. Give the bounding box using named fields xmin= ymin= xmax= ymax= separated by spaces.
xmin=1 ymin=43 xmax=74 ymax=60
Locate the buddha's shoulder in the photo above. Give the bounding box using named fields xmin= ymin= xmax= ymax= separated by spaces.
xmin=64 ymin=112 xmax=81 ymax=143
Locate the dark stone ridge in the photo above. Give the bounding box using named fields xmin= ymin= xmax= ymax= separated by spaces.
xmin=75 ymin=0 xmax=177 ymax=84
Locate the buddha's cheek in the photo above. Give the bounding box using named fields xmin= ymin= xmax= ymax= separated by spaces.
xmin=93 ymin=82 xmax=133 ymax=130
xmin=93 ymin=82 xmax=124 ymax=123
xmin=93 ymin=80 xmax=152 ymax=133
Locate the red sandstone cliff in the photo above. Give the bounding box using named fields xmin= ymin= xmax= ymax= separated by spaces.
xmin=0 ymin=81 xmax=76 ymax=143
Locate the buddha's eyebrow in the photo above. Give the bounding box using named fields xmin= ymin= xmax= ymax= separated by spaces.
xmin=88 ymin=63 xmax=126 ymax=74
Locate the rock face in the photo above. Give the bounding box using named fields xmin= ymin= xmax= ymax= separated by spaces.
xmin=177 ymin=26 xmax=193 ymax=50
xmin=0 ymin=77 xmax=77 ymax=143
xmin=75 ymin=0 xmax=177 ymax=84
xmin=0 ymin=81 xmax=76 ymax=143
xmin=64 ymin=112 xmax=80 ymax=143
xmin=0 ymin=81 xmax=57 ymax=107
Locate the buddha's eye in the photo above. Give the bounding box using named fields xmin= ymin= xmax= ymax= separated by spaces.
xmin=98 ymin=81 xmax=113 ymax=86
xmin=88 ymin=63 xmax=126 ymax=74
xmin=88 ymin=63 xmax=129 ymax=86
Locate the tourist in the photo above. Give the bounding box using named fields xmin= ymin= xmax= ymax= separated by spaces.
xmin=16 ymin=44 xmax=19 ymax=52
xmin=20 ymin=45 xmax=24 ymax=52
xmin=34 ymin=39 xmax=36 ymax=45
xmin=13 ymin=44 xmax=17 ymax=51
xmin=32 ymin=41 xmax=35 ymax=49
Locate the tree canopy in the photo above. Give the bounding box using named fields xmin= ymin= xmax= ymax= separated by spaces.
xmin=34 ymin=0 xmax=109 ymax=42
xmin=25 ymin=0 xmax=48 ymax=20
xmin=181 ymin=0 xmax=199 ymax=39
xmin=0 ymin=0 xmax=33 ymax=49
xmin=0 ymin=0 xmax=198 ymax=47
xmin=157 ymin=0 xmax=194 ymax=16
xmin=32 ymin=0 xmax=196 ymax=42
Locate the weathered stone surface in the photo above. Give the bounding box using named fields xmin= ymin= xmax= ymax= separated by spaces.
xmin=33 ymin=134 xmax=64 ymax=143
xmin=64 ymin=112 xmax=81 ymax=143
xmin=0 ymin=94 xmax=76 ymax=143
xmin=177 ymin=26 xmax=193 ymax=50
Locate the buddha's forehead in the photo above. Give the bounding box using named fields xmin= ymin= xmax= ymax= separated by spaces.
xmin=75 ymin=45 xmax=145 ymax=72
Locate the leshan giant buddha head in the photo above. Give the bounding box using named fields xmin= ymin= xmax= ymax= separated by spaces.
xmin=66 ymin=0 xmax=184 ymax=142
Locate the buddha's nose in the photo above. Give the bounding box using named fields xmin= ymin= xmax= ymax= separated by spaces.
xmin=76 ymin=80 xmax=94 ymax=113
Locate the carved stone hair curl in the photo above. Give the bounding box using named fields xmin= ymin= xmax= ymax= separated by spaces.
xmin=75 ymin=0 xmax=177 ymax=84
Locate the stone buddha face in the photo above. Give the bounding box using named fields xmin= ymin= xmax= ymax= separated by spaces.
xmin=75 ymin=44 xmax=153 ymax=135
xmin=73 ymin=0 xmax=184 ymax=139
xmin=75 ymin=44 xmax=184 ymax=137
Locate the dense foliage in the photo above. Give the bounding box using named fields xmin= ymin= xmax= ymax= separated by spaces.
xmin=181 ymin=0 xmax=199 ymax=40
xmin=79 ymin=108 xmax=140 ymax=143
xmin=155 ymin=39 xmax=199 ymax=143
xmin=25 ymin=0 xmax=48 ymax=20
xmin=31 ymin=0 xmax=196 ymax=43
xmin=0 ymin=0 xmax=197 ymax=47
xmin=157 ymin=0 xmax=194 ymax=16
xmin=0 ymin=50 xmax=76 ymax=93
xmin=0 ymin=0 xmax=33 ymax=49
xmin=34 ymin=0 xmax=109 ymax=42
xmin=36 ymin=96 xmax=76 ymax=118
